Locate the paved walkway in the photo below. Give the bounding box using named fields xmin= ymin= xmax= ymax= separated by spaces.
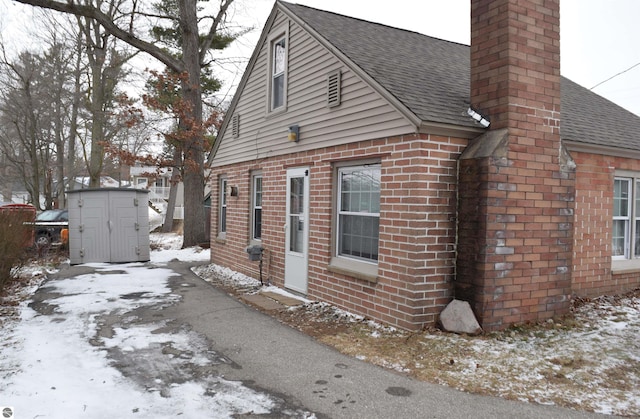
xmin=163 ymin=261 xmax=609 ymax=419
xmin=47 ymin=260 xmax=611 ymax=418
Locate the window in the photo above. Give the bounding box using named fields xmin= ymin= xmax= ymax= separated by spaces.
xmin=251 ymin=173 xmax=263 ymax=241
xmin=268 ymin=31 xmax=288 ymax=112
xmin=219 ymin=177 xmax=227 ymax=237
xmin=337 ymin=165 xmax=381 ymax=263
xmin=613 ymin=176 xmax=640 ymax=260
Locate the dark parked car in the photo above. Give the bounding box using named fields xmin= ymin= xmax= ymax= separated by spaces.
xmin=34 ymin=209 xmax=68 ymax=247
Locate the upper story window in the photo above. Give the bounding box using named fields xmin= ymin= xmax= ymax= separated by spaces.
xmin=267 ymin=28 xmax=288 ymax=113
xmin=272 ymin=38 xmax=286 ymax=109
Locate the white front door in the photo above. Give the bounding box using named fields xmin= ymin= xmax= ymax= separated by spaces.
xmin=284 ymin=167 xmax=310 ymax=294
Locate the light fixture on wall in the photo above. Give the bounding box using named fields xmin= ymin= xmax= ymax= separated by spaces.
xmin=288 ymin=124 xmax=300 ymax=142
xmin=467 ymin=107 xmax=491 ymax=128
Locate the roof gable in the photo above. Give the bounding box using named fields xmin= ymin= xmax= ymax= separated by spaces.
xmin=281 ymin=2 xmax=640 ymax=152
xmin=214 ymin=2 xmax=640 ymax=158
xmin=282 ymin=2 xmax=475 ymax=129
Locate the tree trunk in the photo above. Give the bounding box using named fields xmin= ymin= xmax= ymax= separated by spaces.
xmin=88 ymin=47 xmax=106 ymax=188
xmin=67 ymin=32 xmax=83 ymax=192
xmin=179 ymin=0 xmax=206 ymax=247
xmin=162 ymin=148 xmax=181 ymax=233
xmin=162 ymin=176 xmax=178 ymax=233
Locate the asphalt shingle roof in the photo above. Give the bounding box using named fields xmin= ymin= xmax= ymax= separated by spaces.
xmin=282 ymin=2 xmax=640 ymax=151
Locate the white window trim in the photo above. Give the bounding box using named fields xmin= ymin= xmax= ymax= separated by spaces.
xmin=266 ymin=25 xmax=289 ymax=114
xmin=329 ymin=162 xmax=381 ymax=280
xmin=612 ymin=173 xmax=640 ymax=272
xmin=218 ymin=176 xmax=227 ymax=239
xmin=250 ymin=172 xmax=263 ymax=244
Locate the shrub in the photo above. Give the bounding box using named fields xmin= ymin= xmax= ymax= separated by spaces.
xmin=0 ymin=210 xmax=33 ymax=292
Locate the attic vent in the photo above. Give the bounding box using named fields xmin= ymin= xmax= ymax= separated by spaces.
xmin=327 ymin=70 xmax=341 ymax=108
xmin=231 ymin=113 xmax=240 ymax=138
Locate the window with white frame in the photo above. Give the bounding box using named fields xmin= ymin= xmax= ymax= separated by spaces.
xmin=219 ymin=177 xmax=227 ymax=237
xmin=613 ymin=176 xmax=640 ymax=260
xmin=251 ymin=172 xmax=263 ymax=241
xmin=337 ymin=164 xmax=381 ymax=263
xmin=269 ymin=34 xmax=287 ymax=111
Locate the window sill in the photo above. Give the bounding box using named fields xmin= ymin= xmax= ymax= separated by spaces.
xmin=215 ymin=236 xmax=226 ymax=245
xmin=612 ymin=259 xmax=640 ymax=274
xmin=266 ymin=106 xmax=287 ymax=118
xmin=328 ymin=257 xmax=378 ymax=283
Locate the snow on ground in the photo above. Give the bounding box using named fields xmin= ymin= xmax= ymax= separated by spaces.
xmin=193 ymin=249 xmax=640 ymax=417
xmin=149 ymin=232 xmax=210 ymax=264
xmin=0 ymin=234 xmax=309 ymax=418
xmin=2 ymin=232 xmax=640 ymax=417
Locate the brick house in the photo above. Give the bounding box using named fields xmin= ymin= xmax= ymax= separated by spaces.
xmin=208 ymin=0 xmax=640 ymax=331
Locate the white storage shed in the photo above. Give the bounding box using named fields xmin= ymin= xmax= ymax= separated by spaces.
xmin=67 ymin=188 xmax=150 ymax=264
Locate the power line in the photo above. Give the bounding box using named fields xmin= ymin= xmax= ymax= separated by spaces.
xmin=590 ymin=61 xmax=640 ymax=91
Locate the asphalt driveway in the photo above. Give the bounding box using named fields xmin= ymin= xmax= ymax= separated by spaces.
xmin=2 ymin=258 xmax=614 ymax=418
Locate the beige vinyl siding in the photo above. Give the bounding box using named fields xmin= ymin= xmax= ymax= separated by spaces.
xmin=212 ymin=11 xmax=415 ymax=167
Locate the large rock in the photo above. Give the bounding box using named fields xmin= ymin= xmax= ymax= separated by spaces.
xmin=439 ymin=300 xmax=482 ymax=335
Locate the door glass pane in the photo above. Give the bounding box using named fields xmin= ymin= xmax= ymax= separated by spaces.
xmin=289 ymin=176 xmax=304 ymax=253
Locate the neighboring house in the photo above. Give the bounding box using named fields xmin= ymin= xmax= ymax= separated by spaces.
xmin=70 ymin=176 xmax=123 ymax=190
xmin=129 ymin=166 xmax=185 ymax=220
xmin=208 ymin=0 xmax=640 ymax=331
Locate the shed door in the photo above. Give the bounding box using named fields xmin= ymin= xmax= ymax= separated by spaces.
xmin=109 ymin=192 xmax=141 ymax=263
xmin=75 ymin=193 xmax=110 ymax=263
xmin=284 ymin=167 xmax=310 ymax=294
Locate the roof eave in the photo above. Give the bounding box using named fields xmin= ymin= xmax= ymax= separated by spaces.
xmin=418 ymin=121 xmax=485 ymax=139
xmin=563 ymin=139 xmax=640 ymax=159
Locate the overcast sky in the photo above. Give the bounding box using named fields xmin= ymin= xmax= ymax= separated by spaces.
xmin=1 ymin=0 xmax=639 ymax=116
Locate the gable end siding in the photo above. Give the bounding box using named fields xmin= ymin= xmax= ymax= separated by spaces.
xmin=212 ymin=10 xmax=415 ymax=168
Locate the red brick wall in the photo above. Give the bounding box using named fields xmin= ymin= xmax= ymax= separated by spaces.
xmin=210 ymin=133 xmax=467 ymax=330
xmin=462 ymin=0 xmax=574 ymax=330
xmin=572 ymin=150 xmax=640 ymax=296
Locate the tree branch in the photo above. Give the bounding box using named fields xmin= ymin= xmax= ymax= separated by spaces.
xmin=11 ymin=0 xmax=185 ymax=73
xmin=199 ymin=0 xmax=234 ymax=64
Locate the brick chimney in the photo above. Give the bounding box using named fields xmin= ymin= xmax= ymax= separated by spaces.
xmin=456 ymin=0 xmax=575 ymax=330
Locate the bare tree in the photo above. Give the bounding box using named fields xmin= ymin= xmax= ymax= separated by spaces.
xmin=75 ymin=1 xmax=135 ymax=188
xmin=11 ymin=0 xmax=236 ymax=247
xmin=0 ymin=50 xmax=49 ymax=208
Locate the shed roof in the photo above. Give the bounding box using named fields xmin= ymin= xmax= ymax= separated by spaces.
xmin=281 ymin=1 xmax=640 ymax=152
